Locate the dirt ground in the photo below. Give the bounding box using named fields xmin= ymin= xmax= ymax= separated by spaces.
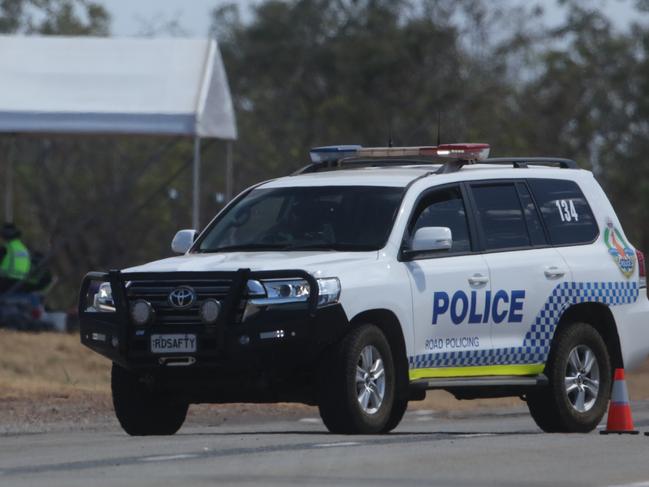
xmin=2 ymin=330 xmax=649 ymax=433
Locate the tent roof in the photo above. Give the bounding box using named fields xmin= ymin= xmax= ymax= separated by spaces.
xmin=0 ymin=35 xmax=237 ymax=139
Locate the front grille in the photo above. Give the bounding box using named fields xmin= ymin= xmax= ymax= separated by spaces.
xmin=126 ymin=279 xmax=233 ymax=325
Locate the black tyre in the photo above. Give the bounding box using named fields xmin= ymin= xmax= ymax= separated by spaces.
xmin=526 ymin=322 xmax=611 ymax=433
xmin=381 ymin=398 xmax=408 ymax=433
xmin=317 ymin=324 xmax=397 ymax=434
xmin=111 ymin=363 xmax=188 ymax=436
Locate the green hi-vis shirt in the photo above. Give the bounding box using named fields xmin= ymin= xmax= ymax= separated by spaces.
xmin=0 ymin=239 xmax=31 ymax=280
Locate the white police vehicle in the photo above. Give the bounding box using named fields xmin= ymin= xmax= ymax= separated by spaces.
xmin=79 ymin=143 xmax=649 ymax=435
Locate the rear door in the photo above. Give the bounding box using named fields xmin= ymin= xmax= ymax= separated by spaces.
xmin=467 ymin=181 xmax=572 ymax=371
xmin=527 ymin=178 xmax=602 ymax=284
xmin=404 ymin=185 xmax=492 ymax=379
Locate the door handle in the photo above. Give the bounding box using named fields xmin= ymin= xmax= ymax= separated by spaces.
xmin=544 ymin=266 xmax=566 ymax=279
xmin=468 ymin=274 xmax=489 ymax=287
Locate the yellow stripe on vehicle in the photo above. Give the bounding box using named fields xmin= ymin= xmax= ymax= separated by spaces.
xmin=409 ymin=364 xmax=545 ymax=381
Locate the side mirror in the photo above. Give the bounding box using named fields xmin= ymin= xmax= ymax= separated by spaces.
xmin=404 ymin=226 xmax=452 ymax=258
xmin=171 ymin=229 xmax=198 ymax=254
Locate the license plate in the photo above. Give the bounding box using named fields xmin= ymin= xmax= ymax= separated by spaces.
xmin=150 ymin=334 xmax=197 ymax=353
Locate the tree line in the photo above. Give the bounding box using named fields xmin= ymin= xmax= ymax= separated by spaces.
xmin=1 ymin=0 xmax=648 ymax=308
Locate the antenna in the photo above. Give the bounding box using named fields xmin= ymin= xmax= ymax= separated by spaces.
xmin=436 ymin=112 xmax=441 ymax=146
xmin=388 ymin=118 xmax=394 ymax=147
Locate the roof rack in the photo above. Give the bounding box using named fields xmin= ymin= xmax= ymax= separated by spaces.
xmin=294 ymin=156 xmax=578 ymax=175
xmin=482 ymin=157 xmax=578 ymax=169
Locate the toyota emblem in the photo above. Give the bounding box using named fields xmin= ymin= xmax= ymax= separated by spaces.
xmin=168 ymin=286 xmax=196 ymax=309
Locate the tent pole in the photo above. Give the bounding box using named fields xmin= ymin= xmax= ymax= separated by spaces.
xmin=192 ymin=136 xmax=201 ymax=229
xmin=226 ymin=141 xmax=233 ymax=202
xmin=4 ymin=137 xmax=14 ymax=223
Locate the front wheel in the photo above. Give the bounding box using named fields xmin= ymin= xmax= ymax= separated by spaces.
xmin=112 ymin=363 xmax=188 ymax=436
xmin=526 ymin=322 xmax=611 ymax=433
xmin=381 ymin=398 xmax=408 ymax=433
xmin=317 ymin=324 xmax=397 ymax=434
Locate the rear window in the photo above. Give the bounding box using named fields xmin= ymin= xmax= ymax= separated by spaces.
xmin=528 ymin=179 xmax=598 ymax=245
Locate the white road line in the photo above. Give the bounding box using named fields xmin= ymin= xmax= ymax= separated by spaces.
xmin=140 ymin=454 xmax=199 ymax=462
xmin=298 ymin=417 xmax=321 ymax=423
xmin=453 ymin=434 xmax=494 ymax=438
xmin=608 ymin=482 xmax=649 ymax=487
xmin=312 ymin=441 xmax=361 ymax=448
xmin=412 ymin=410 xmax=434 ymax=416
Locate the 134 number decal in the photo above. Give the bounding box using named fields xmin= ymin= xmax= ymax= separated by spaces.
xmin=555 ymin=199 xmax=579 ymax=222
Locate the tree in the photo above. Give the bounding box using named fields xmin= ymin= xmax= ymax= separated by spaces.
xmin=0 ymin=0 xmax=109 ymax=35
xmin=211 ymin=0 xmax=530 ymax=189
xmin=1 ymin=1 xmax=232 ymax=309
xmin=212 ymin=0 xmax=649 ymax=257
xmin=3 ymin=0 xmax=649 ymax=309
xmin=511 ymin=2 xmax=649 ymax=250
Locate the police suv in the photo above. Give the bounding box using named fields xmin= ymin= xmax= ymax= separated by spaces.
xmin=79 ymin=143 xmax=649 ymax=435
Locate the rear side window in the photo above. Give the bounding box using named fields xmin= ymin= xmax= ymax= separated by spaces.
xmin=471 ymin=183 xmax=530 ymax=251
xmin=516 ymin=183 xmax=547 ymax=246
xmin=528 ymin=179 xmax=598 ymax=245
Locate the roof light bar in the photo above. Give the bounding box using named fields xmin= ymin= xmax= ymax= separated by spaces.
xmin=309 ymin=145 xmax=362 ymax=163
xmin=308 ymin=143 xmax=490 ymax=164
xmin=420 ymin=143 xmax=491 ymax=161
xmin=356 ymin=146 xmax=436 ymax=158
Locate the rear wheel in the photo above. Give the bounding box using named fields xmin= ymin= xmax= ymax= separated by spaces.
xmin=112 ymin=363 xmax=188 ymax=436
xmin=317 ymin=324 xmax=397 ymax=434
xmin=526 ymin=322 xmax=611 ymax=433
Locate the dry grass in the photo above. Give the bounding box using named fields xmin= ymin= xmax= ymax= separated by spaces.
xmin=0 ymin=330 xmax=113 ymax=432
xmin=2 ymin=329 xmax=649 ymax=429
xmin=0 ymin=329 xmax=110 ymax=398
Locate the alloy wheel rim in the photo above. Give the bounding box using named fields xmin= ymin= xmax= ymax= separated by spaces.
xmin=564 ymin=345 xmax=600 ymax=413
xmin=355 ymin=345 xmax=386 ymax=415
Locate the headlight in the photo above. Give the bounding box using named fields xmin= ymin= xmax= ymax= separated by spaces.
xmin=89 ymin=282 xmax=116 ymax=312
xmin=246 ymin=277 xmax=340 ymax=307
xmin=249 ymin=279 xmax=310 ymax=305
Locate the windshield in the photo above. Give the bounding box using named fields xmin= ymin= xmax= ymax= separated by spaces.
xmin=197 ymin=185 xmax=404 ymax=252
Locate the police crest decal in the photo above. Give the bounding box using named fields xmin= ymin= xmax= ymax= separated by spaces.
xmin=604 ymin=219 xmax=635 ymax=278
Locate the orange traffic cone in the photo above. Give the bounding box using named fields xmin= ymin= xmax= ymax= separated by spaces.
xmin=600 ymin=368 xmax=638 ymax=435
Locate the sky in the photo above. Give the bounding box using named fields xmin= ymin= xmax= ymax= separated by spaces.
xmin=98 ymin=0 xmax=258 ymax=37
xmin=98 ymin=0 xmax=642 ymax=38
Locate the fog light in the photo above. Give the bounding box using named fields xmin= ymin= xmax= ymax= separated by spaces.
xmin=130 ymin=299 xmax=153 ymax=326
xmin=200 ymin=299 xmax=222 ymax=324
xmin=91 ymin=332 xmax=106 ymax=342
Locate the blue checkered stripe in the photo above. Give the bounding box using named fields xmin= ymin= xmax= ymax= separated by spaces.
xmin=409 ymin=281 xmax=638 ymax=370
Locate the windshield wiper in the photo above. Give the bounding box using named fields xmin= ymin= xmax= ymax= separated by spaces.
xmin=198 ymin=243 xmax=377 ymax=253
xmin=198 ymin=244 xmax=287 ymax=253
xmin=282 ymin=243 xmax=376 ymax=251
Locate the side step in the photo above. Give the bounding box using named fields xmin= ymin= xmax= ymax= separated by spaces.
xmin=412 ymin=374 xmax=548 ymax=390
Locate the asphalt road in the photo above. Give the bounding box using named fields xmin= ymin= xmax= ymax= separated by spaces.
xmin=3 ymin=403 xmax=649 ymax=487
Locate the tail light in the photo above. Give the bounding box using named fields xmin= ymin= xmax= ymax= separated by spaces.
xmin=637 ymin=250 xmax=646 ymax=294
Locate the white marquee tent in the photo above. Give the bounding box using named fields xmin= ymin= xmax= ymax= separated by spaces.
xmin=0 ymin=35 xmax=237 ymax=228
